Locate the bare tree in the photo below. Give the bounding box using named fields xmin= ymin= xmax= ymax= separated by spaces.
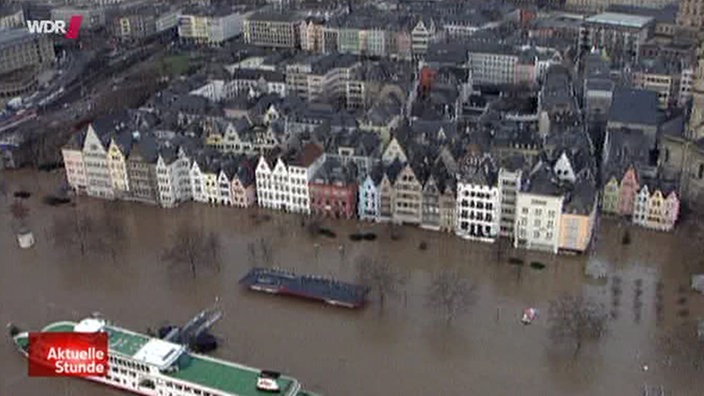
xmin=10 ymin=200 xmax=29 ymax=229
xmin=246 ymin=241 xmax=257 ymax=267
xmin=306 ymin=218 xmax=321 ymax=238
xmin=658 ymin=323 xmax=704 ymax=370
xmin=204 ymin=232 xmax=222 ymax=273
xmin=98 ymin=202 xmax=128 ymax=263
xmin=162 ymin=223 xmax=222 ymax=278
xmin=0 ymin=178 xmax=8 ymax=200
xmin=50 ymin=209 xmax=101 ymax=257
xmin=355 ymin=255 xmax=407 ymax=310
xmin=548 ymin=294 xmax=608 ymax=356
xmin=258 ymin=238 xmax=273 ymax=266
xmin=26 ymin=130 xmax=58 ymax=169
xmin=388 ymin=223 xmax=402 ymax=241
xmin=426 ymin=268 xmax=476 ymax=325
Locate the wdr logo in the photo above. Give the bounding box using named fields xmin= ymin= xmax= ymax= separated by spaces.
xmin=27 ymin=15 xmax=83 ymax=39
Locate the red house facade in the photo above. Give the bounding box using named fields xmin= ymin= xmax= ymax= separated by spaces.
xmin=309 ymin=157 xmax=358 ymax=219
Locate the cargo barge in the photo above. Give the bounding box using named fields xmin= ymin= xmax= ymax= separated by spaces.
xmin=239 ymin=268 xmax=370 ymax=309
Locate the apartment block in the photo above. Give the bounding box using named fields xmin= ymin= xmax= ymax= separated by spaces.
xmin=244 ymin=11 xmax=301 ymax=48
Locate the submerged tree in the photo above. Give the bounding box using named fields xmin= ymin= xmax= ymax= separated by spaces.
xmin=355 ymin=255 xmax=407 ymax=310
xmin=50 ymin=209 xmax=101 ymax=257
xmin=162 ymin=223 xmax=222 ymax=278
xmin=246 ymin=242 xmax=257 ymax=267
xmin=426 ymin=268 xmax=476 ymax=325
xmin=10 ymin=200 xmax=29 ymax=230
xmin=658 ymin=322 xmax=704 ymax=370
xmin=0 ymin=178 xmax=8 ymax=200
xmin=306 ymin=218 xmax=321 ymax=238
xmin=98 ymin=202 xmax=128 ymax=263
xmin=548 ymin=294 xmax=608 ymax=356
xmin=258 ymin=237 xmax=273 ymax=266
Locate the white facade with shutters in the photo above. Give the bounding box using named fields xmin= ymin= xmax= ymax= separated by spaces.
xmin=514 ymin=192 xmax=563 ymax=253
xmin=455 ymin=182 xmax=501 ymax=242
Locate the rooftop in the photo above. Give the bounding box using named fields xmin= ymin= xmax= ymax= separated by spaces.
xmin=247 ymin=10 xmax=301 ymax=23
xmin=584 ymin=12 xmax=653 ymax=29
xmin=608 ymin=88 xmax=659 ymax=126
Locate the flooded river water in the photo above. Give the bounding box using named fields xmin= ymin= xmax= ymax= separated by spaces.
xmin=1 ymin=171 xmax=703 ymax=395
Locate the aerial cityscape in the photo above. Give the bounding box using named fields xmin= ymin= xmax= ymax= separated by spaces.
xmin=1 ymin=0 xmax=704 ymax=394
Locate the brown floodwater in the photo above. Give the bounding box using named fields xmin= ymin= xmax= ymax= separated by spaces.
xmin=1 ymin=170 xmax=704 ymax=395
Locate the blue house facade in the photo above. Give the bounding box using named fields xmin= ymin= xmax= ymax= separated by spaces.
xmin=358 ymin=174 xmax=380 ymax=221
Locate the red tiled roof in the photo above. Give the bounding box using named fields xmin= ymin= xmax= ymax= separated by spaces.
xmin=291 ymin=142 xmax=324 ymax=167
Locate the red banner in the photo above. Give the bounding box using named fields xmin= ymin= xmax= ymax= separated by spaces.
xmin=28 ymin=332 xmax=108 ymax=377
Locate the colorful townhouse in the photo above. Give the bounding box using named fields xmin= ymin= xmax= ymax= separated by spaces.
xmin=107 ymin=133 xmax=131 ymax=200
xmin=392 ymin=163 xmax=424 ymax=225
xmin=82 ymin=124 xmax=114 ymax=200
xmin=358 ymin=166 xmax=383 ymax=221
xmin=420 ymin=174 xmax=442 ymax=231
xmin=62 ymin=131 xmax=88 ymax=195
xmin=378 ymin=161 xmax=401 ymax=222
xmin=632 ymin=184 xmax=680 ymax=231
xmin=309 ymin=156 xmax=358 ymax=219
xmin=455 ymin=156 xmax=501 ymax=243
xmin=602 ymin=166 xmax=640 ymax=216
xmin=124 ymin=135 xmax=159 ymax=205
xmin=255 ymin=143 xmax=325 ymax=213
xmin=602 ymin=165 xmax=679 ymax=231
xmin=438 ymin=180 xmax=457 ymax=233
xmin=514 ymin=163 xmax=565 ymax=254
xmin=558 ymin=176 xmax=598 ymax=253
xmin=230 ymin=160 xmax=257 ymax=208
xmin=155 ymin=145 xmax=192 ymax=208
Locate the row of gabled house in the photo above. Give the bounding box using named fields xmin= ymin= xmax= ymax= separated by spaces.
xmin=601 ymin=125 xmax=681 ymax=232
xmin=602 ymin=166 xmax=680 ymax=232
xmin=61 ymin=109 xmax=603 ymax=255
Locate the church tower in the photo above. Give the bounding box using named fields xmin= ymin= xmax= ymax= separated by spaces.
xmin=687 ymin=42 xmax=704 ymax=140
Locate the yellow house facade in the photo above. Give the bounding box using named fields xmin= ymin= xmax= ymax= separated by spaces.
xmin=645 ymin=189 xmax=665 ymax=230
xmin=558 ymin=212 xmax=594 ymax=253
xmin=203 ymin=171 xmax=219 ymax=204
xmin=107 ymin=138 xmax=129 ymax=197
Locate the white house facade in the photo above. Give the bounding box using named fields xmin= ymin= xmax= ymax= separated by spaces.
xmin=498 ymin=168 xmax=522 ymax=238
xmin=62 ymin=146 xmax=87 ymax=194
xmin=190 ymin=161 xmax=207 ymax=203
xmin=514 ymin=192 xmax=564 ymax=253
xmin=82 ymin=125 xmax=114 ymax=199
xmin=358 ymin=174 xmax=380 ymax=220
xmin=456 ymin=180 xmax=501 ymax=242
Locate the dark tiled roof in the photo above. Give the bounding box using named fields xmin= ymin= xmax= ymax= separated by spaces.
xmin=526 ymin=161 xmax=562 ymax=196
xmin=608 ymin=88 xmax=659 ymax=126
xmin=290 ymin=142 xmax=324 ymax=167
xmin=311 ymin=156 xmax=357 ymax=185
xmin=564 ymin=175 xmax=597 ymax=215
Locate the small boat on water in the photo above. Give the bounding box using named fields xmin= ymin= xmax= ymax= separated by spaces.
xmin=239 ymin=268 xmax=370 ymax=309
xmin=521 ymin=308 xmax=538 ymax=325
